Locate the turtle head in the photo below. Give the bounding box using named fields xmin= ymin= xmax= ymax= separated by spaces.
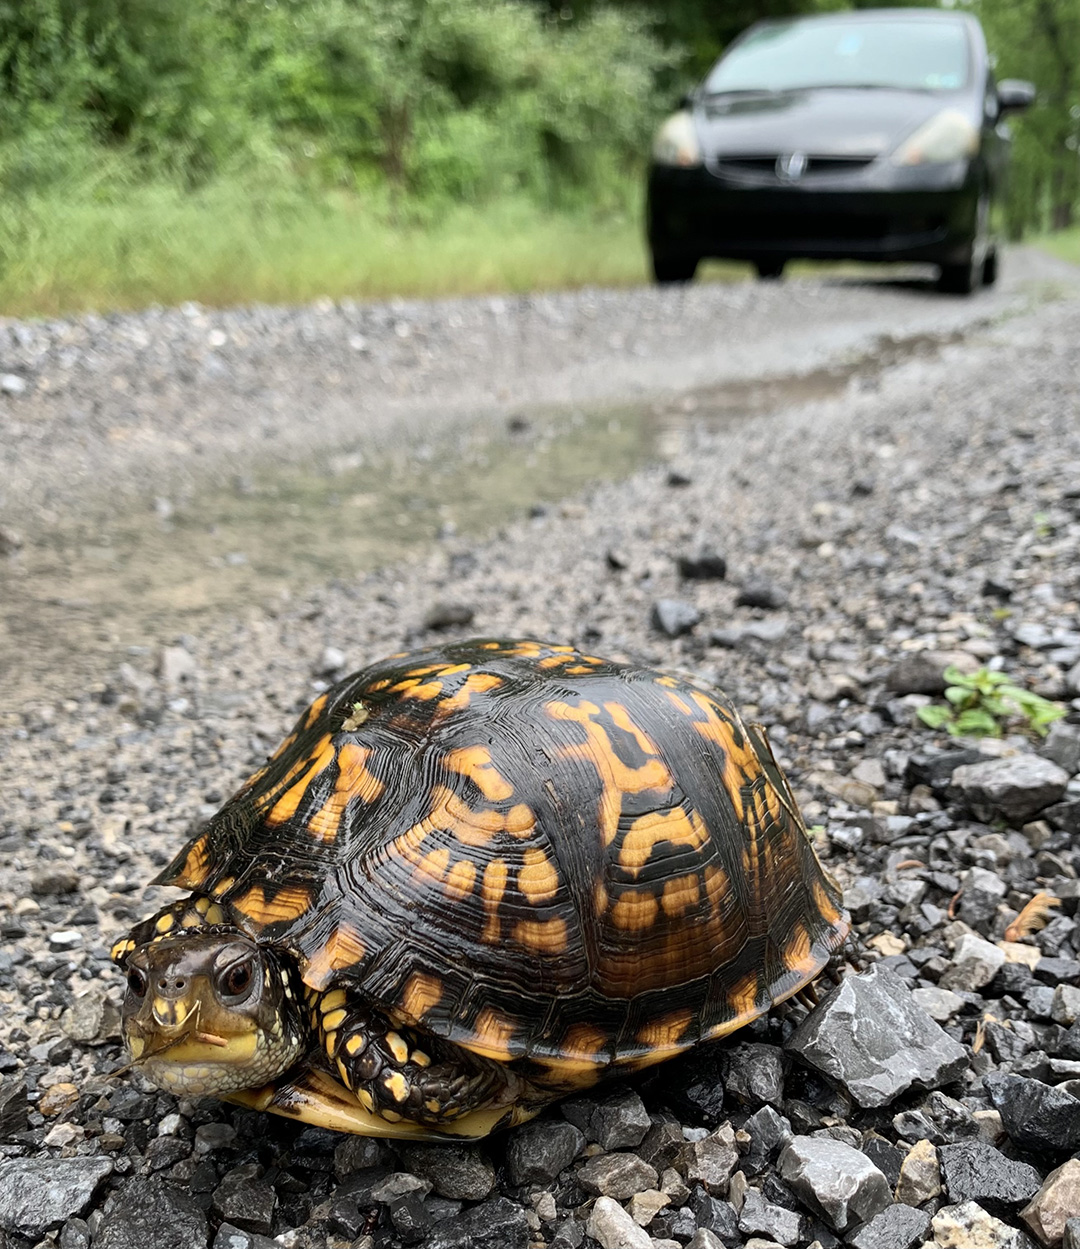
xmin=120 ymin=930 xmax=305 ymax=1096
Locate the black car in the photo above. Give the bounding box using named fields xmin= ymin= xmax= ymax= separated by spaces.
xmin=646 ymin=8 xmax=1034 ymax=293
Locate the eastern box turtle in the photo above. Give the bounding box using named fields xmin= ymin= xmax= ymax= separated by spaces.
xmin=113 ymin=638 xmax=849 ymax=1140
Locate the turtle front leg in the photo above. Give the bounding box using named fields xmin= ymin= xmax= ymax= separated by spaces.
xmin=307 ymin=987 xmax=521 ymax=1130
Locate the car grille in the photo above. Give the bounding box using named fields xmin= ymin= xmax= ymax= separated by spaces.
xmin=710 ymin=154 xmax=877 ymax=182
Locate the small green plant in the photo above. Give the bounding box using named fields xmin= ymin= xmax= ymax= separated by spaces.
xmin=917 ymin=665 xmax=1066 ymax=738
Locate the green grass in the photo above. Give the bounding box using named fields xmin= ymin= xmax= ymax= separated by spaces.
xmin=0 ymin=177 xmax=664 ymax=318
xmin=1036 ymin=226 xmax=1080 ymax=266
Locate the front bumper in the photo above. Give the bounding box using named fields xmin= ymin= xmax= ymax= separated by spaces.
xmin=647 ymin=161 xmax=980 ymax=266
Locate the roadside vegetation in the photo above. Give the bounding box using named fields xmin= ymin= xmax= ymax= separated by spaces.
xmin=2 ymin=0 xmax=1079 ymax=316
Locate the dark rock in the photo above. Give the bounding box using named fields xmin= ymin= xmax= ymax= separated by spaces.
xmin=211 ymin=1165 xmax=275 ymax=1235
xmin=950 ymin=756 xmax=1070 ymax=825
xmin=333 ymin=1134 xmax=392 ymax=1177
xmin=393 ymin=1143 xmax=495 ymax=1201
xmin=777 ymin=1135 xmax=892 ymax=1232
xmin=862 ymin=1134 xmax=906 ymax=1188
xmin=0 ymin=1076 xmax=28 ymax=1138
xmin=906 ymin=748 xmax=990 ymax=790
xmin=30 ymin=866 xmax=81 ymax=895
xmin=677 ymin=549 xmax=727 ymax=580
xmin=95 ymin=1177 xmax=208 ymax=1249
xmin=422 ymin=1196 xmax=529 ymax=1249
xmin=884 ymin=653 xmax=959 ymax=695
xmin=687 ymin=1188 xmax=741 ymax=1242
xmin=0 ymin=1158 xmax=113 ymax=1237
xmin=505 ymin=1120 xmax=585 ymax=1186
xmin=786 ymin=965 xmax=968 ymax=1108
xmin=984 ymin=1072 xmax=1080 ymax=1154
xmin=721 ymin=1042 xmax=786 ymax=1109
xmin=1065 ymin=1216 xmax=1080 ymax=1249
xmin=661 ymin=1052 xmax=726 ymax=1126
xmin=741 ymin=1105 xmax=793 ymax=1176
xmin=589 ymin=1089 xmax=651 ymax=1150
xmin=605 ymin=548 xmax=629 ymax=571
xmin=1035 ymin=957 xmax=1080 ymax=987
xmin=423 ymin=602 xmax=475 ymax=630
xmin=1041 ymin=722 xmax=1080 ymax=774
xmin=939 ymin=1140 xmax=1042 ymax=1211
xmin=667 ymin=468 xmax=693 ymax=486
xmin=847 ymin=1203 xmax=932 ymax=1249
xmin=652 ymin=598 xmax=700 ymax=637
xmin=736 ymin=579 xmax=788 ymax=610
xmin=390 ymin=1192 xmax=431 ymax=1245
xmin=737 ymin=1188 xmax=802 ymax=1247
xmin=684 ymin=1124 xmax=739 ymax=1195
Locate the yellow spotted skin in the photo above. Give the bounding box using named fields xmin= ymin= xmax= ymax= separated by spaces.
xmin=150 ymin=637 xmax=849 ymax=1108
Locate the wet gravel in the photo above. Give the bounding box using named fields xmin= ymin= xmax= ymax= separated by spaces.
xmin=2 ymin=256 xmax=1080 ymax=1249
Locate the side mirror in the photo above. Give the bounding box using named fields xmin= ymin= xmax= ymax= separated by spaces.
xmin=997 ymin=79 xmax=1036 ymax=115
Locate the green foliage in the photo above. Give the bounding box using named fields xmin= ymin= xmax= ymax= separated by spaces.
xmin=917 ymin=665 xmax=1066 ymax=739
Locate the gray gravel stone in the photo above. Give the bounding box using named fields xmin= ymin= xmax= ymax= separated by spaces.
xmin=95 ymin=1177 xmax=208 ymax=1249
xmin=1040 ymin=722 xmax=1080 ymax=774
xmin=422 ymin=1195 xmax=529 ymax=1249
xmin=0 ymin=1158 xmax=113 ymax=1237
xmin=212 ymin=1226 xmax=277 ymax=1249
xmin=847 ymin=1203 xmax=932 ymax=1249
xmin=393 ymin=1143 xmax=495 ymax=1201
xmin=951 ymin=755 xmax=1070 ymax=825
xmin=652 ymin=598 xmax=701 ymax=637
xmin=940 ymin=933 xmax=1007 ymax=991
xmin=786 ymin=966 xmax=968 ymax=1108
xmin=777 ymin=1135 xmax=893 ymax=1232
xmin=506 ymin=1120 xmax=586 ymax=1186
xmin=579 ymin=1152 xmax=659 ymax=1200
xmin=586 ymin=1196 xmax=653 ymax=1249
xmin=722 ymin=1042 xmax=786 ymax=1108
xmin=589 ymin=1089 xmax=652 ymax=1150
xmin=684 ymin=1123 xmax=740 ymax=1195
xmin=1020 ymin=1161 xmax=1080 ymax=1248
xmin=737 ymin=1188 xmax=801 ymax=1247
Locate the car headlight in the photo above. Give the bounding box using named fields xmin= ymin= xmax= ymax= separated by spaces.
xmin=891 ymin=110 xmax=979 ymax=166
xmin=652 ymin=111 xmax=703 ymax=168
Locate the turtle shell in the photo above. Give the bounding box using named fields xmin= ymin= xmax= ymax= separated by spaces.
xmin=158 ymin=638 xmax=848 ymax=1085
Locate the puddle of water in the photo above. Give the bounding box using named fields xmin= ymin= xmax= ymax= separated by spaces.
xmin=0 ymin=329 xmax=957 ymax=704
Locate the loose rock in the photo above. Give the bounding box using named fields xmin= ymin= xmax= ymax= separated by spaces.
xmin=586 ymin=1196 xmax=653 ymax=1249
xmin=786 ymin=966 xmax=968 ymax=1108
xmin=1020 ymin=1161 xmax=1080 ymax=1248
xmin=777 ymin=1134 xmax=893 ymax=1232
xmin=950 ymin=755 xmax=1069 ymax=825
xmin=0 ymin=1159 xmax=113 ymax=1237
xmin=938 ymin=1141 xmax=1042 ymax=1211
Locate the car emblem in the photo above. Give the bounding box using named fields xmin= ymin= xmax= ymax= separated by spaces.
xmin=776 ymin=151 xmax=808 ymax=181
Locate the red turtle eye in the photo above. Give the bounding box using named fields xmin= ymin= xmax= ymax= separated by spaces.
xmin=127 ymin=967 xmax=148 ymax=997
xmin=220 ymin=961 xmax=253 ymax=998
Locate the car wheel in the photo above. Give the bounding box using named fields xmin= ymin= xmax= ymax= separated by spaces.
xmin=938 ymin=195 xmax=989 ymax=296
xmin=652 ymin=253 xmax=699 ymax=284
xmin=982 ymin=246 xmax=999 ymax=287
xmin=754 ymin=259 xmax=785 ymax=280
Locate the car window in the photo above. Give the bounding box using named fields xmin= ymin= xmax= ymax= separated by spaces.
xmin=705 ymin=18 xmax=971 ymax=94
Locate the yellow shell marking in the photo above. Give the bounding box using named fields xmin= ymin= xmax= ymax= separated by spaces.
xmin=320 ymin=989 xmax=347 ymax=1013
xmin=303 ymin=692 xmax=329 ymax=728
xmin=517 ymin=848 xmax=559 ymax=904
xmin=235 ymin=884 xmax=312 ymax=927
xmin=264 ymin=734 xmax=337 ymax=827
xmin=416 ymin=846 xmax=451 ymax=885
xmin=609 ymin=890 xmax=659 ymax=931
xmin=619 ymin=807 xmax=709 ymax=872
xmin=194 ymin=896 xmax=211 ymax=916
xmin=322 ymin=1008 xmax=348 ymax=1032
xmin=444 ymin=858 xmax=477 ymax=901
xmin=155 ymin=913 xmax=175 ymax=934
xmin=307 ymin=742 xmax=385 ymax=842
xmin=431 ymin=672 xmax=504 ymax=723
xmin=548 ymin=699 xmax=672 ymax=846
xmin=170 ymin=835 xmax=210 ymax=889
xmin=443 ymin=746 xmax=514 ymax=802
xmin=345 ymin=1034 xmax=365 ymax=1056
xmin=636 ymin=1008 xmax=694 ymax=1054
xmin=660 ymin=873 xmax=702 ymax=918
xmin=400 ymin=972 xmax=443 ymax=1023
xmin=302 ymin=922 xmax=367 ymax=990
xmin=470 ymin=1006 xmax=519 ymax=1061
xmin=813 ymin=879 xmax=843 ymax=927
xmin=480 ymin=859 xmax=508 ymax=944
xmin=783 ymin=920 xmax=821 ymax=980
xmin=513 ymin=916 xmax=568 ymax=953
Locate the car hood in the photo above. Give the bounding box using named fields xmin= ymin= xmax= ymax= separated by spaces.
xmin=695 ymin=88 xmax=969 ymax=158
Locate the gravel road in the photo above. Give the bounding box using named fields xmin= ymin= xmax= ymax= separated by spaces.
xmin=2 ymin=250 xmax=1080 ymax=1249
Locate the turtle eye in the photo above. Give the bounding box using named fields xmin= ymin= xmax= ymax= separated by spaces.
xmin=126 ymin=966 xmax=148 ymax=998
xmin=217 ymin=959 xmax=254 ymax=1000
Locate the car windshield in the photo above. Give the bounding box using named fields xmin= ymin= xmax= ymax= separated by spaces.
xmin=704 ymin=18 xmax=971 ymax=94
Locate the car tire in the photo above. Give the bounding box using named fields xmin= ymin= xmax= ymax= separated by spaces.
xmin=982 ymin=246 xmax=999 ymax=287
xmin=937 ymin=252 xmax=981 ymax=295
xmin=754 ymin=259 xmax=785 ymax=280
xmin=652 ymin=253 xmax=699 ymax=284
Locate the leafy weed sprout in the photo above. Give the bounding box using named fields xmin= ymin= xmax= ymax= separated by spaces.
xmin=917 ymin=665 xmax=1066 ymax=738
